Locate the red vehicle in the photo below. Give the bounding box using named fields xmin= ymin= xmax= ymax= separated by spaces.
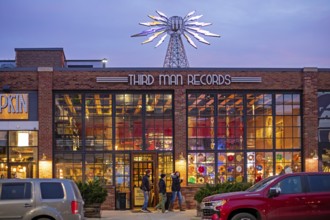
xmin=201 ymin=172 xmax=330 ymax=220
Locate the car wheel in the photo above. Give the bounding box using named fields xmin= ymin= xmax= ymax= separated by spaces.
xmin=231 ymin=212 xmax=256 ymax=220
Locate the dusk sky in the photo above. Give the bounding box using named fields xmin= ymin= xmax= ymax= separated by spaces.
xmin=1 ymin=0 xmax=329 ymax=68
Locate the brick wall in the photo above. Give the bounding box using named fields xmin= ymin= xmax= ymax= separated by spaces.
xmin=15 ymin=48 xmax=65 ymax=68
xmin=2 ymin=66 xmax=330 ymax=210
xmin=38 ymin=68 xmax=54 ymax=177
xmin=101 ymin=186 xmax=116 ymax=210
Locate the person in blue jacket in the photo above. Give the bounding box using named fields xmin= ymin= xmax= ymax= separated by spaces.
xmin=140 ymin=169 xmax=151 ymax=213
xmin=169 ymin=171 xmax=185 ymax=211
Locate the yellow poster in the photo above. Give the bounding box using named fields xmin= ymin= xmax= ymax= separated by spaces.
xmin=134 ymin=187 xmax=144 ymax=206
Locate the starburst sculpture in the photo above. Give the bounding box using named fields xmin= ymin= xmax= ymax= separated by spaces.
xmin=131 ymin=10 xmax=220 ymax=68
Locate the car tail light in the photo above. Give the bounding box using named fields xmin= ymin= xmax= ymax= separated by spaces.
xmin=71 ymin=201 xmax=79 ymax=214
xmin=211 ymin=213 xmax=219 ymax=220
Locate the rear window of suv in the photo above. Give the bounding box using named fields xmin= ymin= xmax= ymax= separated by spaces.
xmin=308 ymin=175 xmax=330 ymax=192
xmin=1 ymin=182 xmax=31 ymax=200
xmin=40 ymin=182 xmax=64 ymax=199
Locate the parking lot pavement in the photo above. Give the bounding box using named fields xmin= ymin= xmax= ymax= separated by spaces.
xmin=86 ymin=209 xmax=200 ymax=220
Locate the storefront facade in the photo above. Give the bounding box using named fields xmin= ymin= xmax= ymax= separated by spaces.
xmin=1 ymin=48 xmax=329 ymax=209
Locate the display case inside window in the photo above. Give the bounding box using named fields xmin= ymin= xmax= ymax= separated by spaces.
xmin=9 ymin=147 xmax=37 ymax=163
xmin=275 ymin=151 xmax=301 ymax=175
xmin=246 ymin=152 xmax=273 ymax=183
xmin=218 ymin=152 xmax=244 ymax=183
xmin=187 ymin=152 xmax=215 ymax=184
xmin=54 ymin=154 xmax=82 ymax=181
xmin=85 ymin=154 xmax=113 ymax=185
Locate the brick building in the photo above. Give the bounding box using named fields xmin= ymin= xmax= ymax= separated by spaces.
xmin=0 ymin=48 xmax=329 ymax=210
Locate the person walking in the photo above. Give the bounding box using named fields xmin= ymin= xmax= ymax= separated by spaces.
xmin=154 ymin=173 xmax=168 ymax=213
xmin=140 ymin=169 xmax=152 ymax=213
xmin=168 ymin=171 xmax=185 ymax=211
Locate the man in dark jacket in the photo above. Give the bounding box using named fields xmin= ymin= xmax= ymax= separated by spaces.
xmin=140 ymin=169 xmax=151 ymax=213
xmin=155 ymin=174 xmax=167 ymax=213
xmin=169 ymin=171 xmax=185 ymax=211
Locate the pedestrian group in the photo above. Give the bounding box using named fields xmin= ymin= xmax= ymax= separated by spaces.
xmin=140 ymin=169 xmax=186 ymax=213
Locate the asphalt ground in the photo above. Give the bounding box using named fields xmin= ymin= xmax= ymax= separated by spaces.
xmin=86 ymin=209 xmax=200 ymax=220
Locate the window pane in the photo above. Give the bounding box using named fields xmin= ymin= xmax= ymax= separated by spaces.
xmin=55 ymin=94 xmax=82 ymax=152
xmin=218 ymin=152 xmax=244 ymax=183
xmin=40 ymin=182 xmax=64 ymax=199
xmin=187 ymin=152 xmax=215 ymax=185
xmin=276 ymin=176 xmax=302 ymax=194
xmin=1 ymin=183 xmax=31 ymax=200
xmin=308 ymin=175 xmax=330 ymax=192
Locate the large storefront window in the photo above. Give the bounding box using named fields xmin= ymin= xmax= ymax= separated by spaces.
xmin=318 ymin=92 xmax=330 ymax=172
xmin=54 ymin=92 xmax=174 ymax=188
xmin=187 ymin=92 xmax=302 ymax=185
xmin=0 ymin=131 xmax=38 ymax=179
xmin=55 ymin=153 xmax=82 ymax=181
xmin=54 ymin=94 xmax=82 ymax=151
xmin=86 ymin=94 xmax=112 ymax=151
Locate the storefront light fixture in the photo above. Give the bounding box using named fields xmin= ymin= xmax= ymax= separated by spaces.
xmin=310 ymin=150 xmax=318 ymax=160
xmin=102 ymin=58 xmax=108 ymax=68
xmin=41 ymin=153 xmax=47 ymax=161
xmin=179 ymin=152 xmax=185 ymax=160
xmin=18 ymin=132 xmax=29 ymax=147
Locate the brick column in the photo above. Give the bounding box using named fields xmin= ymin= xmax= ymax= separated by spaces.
xmin=174 ymin=88 xmax=187 ymax=185
xmin=302 ymin=67 xmax=319 ymax=172
xmin=38 ymin=67 xmax=53 ymax=178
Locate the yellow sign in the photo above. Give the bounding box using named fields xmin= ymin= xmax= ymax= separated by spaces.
xmin=134 ymin=187 xmax=144 ymax=206
xmin=0 ymin=94 xmax=28 ymax=119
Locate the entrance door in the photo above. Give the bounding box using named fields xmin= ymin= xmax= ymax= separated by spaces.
xmin=132 ymin=153 xmax=157 ymax=209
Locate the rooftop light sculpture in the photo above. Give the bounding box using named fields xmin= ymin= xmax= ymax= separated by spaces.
xmin=131 ymin=11 xmax=220 ymax=68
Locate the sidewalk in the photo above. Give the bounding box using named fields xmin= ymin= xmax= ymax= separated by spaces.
xmin=86 ymin=209 xmax=200 ymax=220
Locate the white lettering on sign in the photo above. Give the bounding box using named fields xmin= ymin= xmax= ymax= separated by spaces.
xmin=122 ymin=73 xmax=261 ymax=86
xmin=187 ymin=74 xmax=231 ymax=86
xmin=0 ymin=94 xmax=27 ymax=113
xmin=128 ymin=74 xmax=154 ymax=85
xmin=159 ymin=74 xmax=183 ymax=85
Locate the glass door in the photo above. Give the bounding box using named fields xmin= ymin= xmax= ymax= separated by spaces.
xmin=132 ymin=153 xmax=156 ymax=209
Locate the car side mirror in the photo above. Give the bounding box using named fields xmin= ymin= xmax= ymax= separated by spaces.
xmin=268 ymin=187 xmax=281 ymax=198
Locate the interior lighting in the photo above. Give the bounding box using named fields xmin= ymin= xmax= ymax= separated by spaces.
xmin=18 ymin=132 xmax=29 ymax=146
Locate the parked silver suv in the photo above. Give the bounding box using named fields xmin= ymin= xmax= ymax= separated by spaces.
xmin=0 ymin=178 xmax=84 ymax=220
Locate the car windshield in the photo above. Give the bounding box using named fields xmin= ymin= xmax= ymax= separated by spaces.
xmin=247 ymin=175 xmax=279 ymax=192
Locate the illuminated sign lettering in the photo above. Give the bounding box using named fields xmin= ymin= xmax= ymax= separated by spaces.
xmin=97 ymin=74 xmax=262 ymax=85
xmin=0 ymin=94 xmax=28 ymax=119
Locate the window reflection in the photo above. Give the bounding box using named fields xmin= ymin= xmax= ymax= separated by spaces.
xmin=54 ymin=92 xmax=174 ymax=183
xmin=318 ymin=92 xmax=330 ymax=172
xmin=187 ymin=92 xmax=302 ymax=185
